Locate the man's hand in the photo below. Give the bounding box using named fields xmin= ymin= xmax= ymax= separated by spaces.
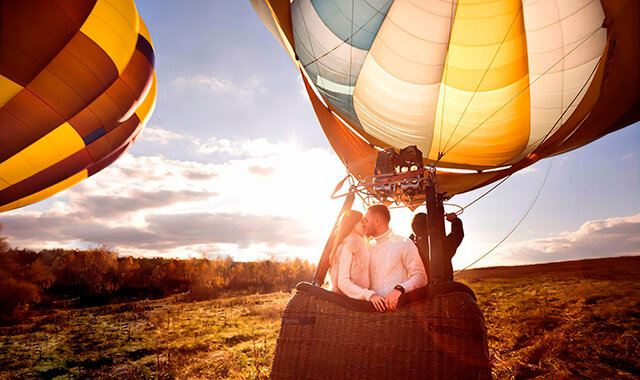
xmin=369 ymin=294 xmax=386 ymax=312
xmin=445 ymin=212 xmax=457 ymax=222
xmin=384 ymin=289 xmax=402 ymax=311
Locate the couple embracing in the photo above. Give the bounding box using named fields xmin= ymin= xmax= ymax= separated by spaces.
xmin=328 ymin=205 xmax=428 ymax=312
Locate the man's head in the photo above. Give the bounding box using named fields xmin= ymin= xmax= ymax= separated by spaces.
xmin=363 ymin=204 xmax=391 ymax=237
xmin=411 ymin=213 xmax=427 ymax=237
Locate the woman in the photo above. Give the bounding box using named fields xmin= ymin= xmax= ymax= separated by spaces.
xmin=329 ymin=210 xmax=386 ymax=311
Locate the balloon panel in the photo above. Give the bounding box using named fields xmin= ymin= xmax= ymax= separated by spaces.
xmin=292 ymin=0 xmax=392 ymax=130
xmin=0 ymin=0 xmax=156 ymax=212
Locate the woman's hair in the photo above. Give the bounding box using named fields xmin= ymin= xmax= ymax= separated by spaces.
xmin=329 ymin=210 xmax=363 ymax=266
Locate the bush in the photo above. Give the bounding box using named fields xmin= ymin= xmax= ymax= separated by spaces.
xmin=0 ymin=277 xmax=41 ymax=319
xmin=0 ymin=243 xmax=316 ymax=320
xmin=187 ymin=285 xmax=220 ymax=301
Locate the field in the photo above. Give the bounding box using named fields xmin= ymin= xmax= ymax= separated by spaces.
xmin=1 ymin=256 xmax=639 ymax=379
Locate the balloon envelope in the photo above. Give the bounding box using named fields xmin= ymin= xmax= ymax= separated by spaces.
xmin=251 ymin=0 xmax=639 ymax=199
xmin=0 ymin=0 xmax=157 ymax=212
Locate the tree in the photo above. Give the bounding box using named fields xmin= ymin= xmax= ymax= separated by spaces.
xmin=0 ymin=224 xmax=10 ymax=254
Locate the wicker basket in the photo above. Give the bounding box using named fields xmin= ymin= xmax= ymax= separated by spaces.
xmin=271 ymin=283 xmax=490 ymax=379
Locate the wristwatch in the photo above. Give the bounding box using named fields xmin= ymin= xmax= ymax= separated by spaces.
xmin=394 ymin=285 xmax=405 ymax=294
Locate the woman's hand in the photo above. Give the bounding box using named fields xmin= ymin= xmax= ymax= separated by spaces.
xmin=369 ymin=294 xmax=386 ymax=312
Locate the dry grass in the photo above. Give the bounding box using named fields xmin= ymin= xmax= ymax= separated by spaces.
xmin=1 ymin=256 xmax=638 ymax=379
xmin=470 ymin=276 xmax=639 ymax=379
xmin=0 ymin=292 xmax=291 ymax=379
xmin=459 ymin=256 xmax=640 ymax=379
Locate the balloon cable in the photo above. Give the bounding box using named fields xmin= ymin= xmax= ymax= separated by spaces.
xmin=457 ymin=173 xmax=513 ymax=214
xmin=453 ymin=158 xmax=553 ymax=275
xmin=437 ymin=0 xmax=457 ymax=156
xmin=154 ymin=114 xmax=193 ymax=162
xmin=522 ymin=58 xmax=601 ymax=154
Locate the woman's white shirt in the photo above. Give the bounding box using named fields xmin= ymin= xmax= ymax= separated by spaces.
xmin=330 ymin=232 xmax=375 ymax=301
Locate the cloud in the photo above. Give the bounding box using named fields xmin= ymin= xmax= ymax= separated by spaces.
xmin=248 ymin=166 xmax=276 ymax=177
xmin=621 ymin=152 xmax=636 ymax=160
xmin=1 ymin=138 xmax=346 ymax=261
xmin=139 ymin=127 xmax=191 ymax=145
xmin=490 ymin=214 xmax=640 ymax=265
xmin=171 ymin=74 xmax=265 ymax=96
xmin=515 ymin=166 xmax=540 ymax=175
xmin=197 ymin=137 xmax=292 ymax=157
xmin=182 ymin=170 xmax=218 ymax=181
xmin=1 ymin=211 xmax=311 ymax=251
xmin=71 ymin=189 xmax=217 ymax=218
xmin=136 ymin=126 xmax=293 ymax=163
xmin=145 ymin=212 xmax=312 ymax=248
xmin=88 ymin=154 xmax=219 ymax=186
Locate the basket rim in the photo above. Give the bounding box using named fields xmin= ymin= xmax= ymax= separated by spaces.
xmin=294 ymin=281 xmax=476 ymax=313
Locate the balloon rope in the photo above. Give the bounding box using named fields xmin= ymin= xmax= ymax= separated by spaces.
xmin=437 ymin=0 xmax=457 ymax=156
xmin=453 ymin=158 xmax=553 ymax=275
xmin=154 ymin=114 xmax=192 ymax=162
xmin=348 ymin=0 xmax=354 ymax=108
xmin=302 ymin=0 xmax=393 ymax=69
xmin=457 ymin=173 xmax=513 ymax=214
xmin=438 ymin=26 xmax=603 ymax=162
xmin=517 ymin=58 xmax=601 ymax=156
xmin=296 ymin=1 xmax=327 ymax=94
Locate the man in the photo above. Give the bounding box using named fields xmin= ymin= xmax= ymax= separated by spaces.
xmin=363 ymin=204 xmax=427 ymax=311
xmin=409 ymin=213 xmax=429 ymax=275
xmin=410 ymin=212 xmax=464 ymax=282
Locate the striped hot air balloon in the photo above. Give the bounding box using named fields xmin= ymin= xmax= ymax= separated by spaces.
xmin=0 ymin=0 xmax=157 ymax=212
xmin=251 ymin=0 xmax=639 ymax=199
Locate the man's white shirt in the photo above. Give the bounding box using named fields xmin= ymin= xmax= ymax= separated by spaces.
xmin=368 ymin=228 xmax=428 ymax=297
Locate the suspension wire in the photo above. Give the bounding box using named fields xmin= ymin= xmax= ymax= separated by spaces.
xmin=488 ymin=44 xmax=602 ymax=170
xmin=302 ymin=0 xmax=393 ymax=69
xmin=297 ymin=1 xmax=327 ymax=93
xmin=437 ymin=26 xmax=603 ymax=162
xmin=453 ymin=158 xmax=553 ymax=275
xmin=439 ymin=5 xmax=524 ymax=156
xmin=516 ymin=58 xmax=601 ymax=158
xmin=437 ymin=0 xmax=458 ymax=156
xmin=154 ymin=114 xmax=192 ymax=162
xmin=457 ymin=173 xmax=513 ymax=214
xmin=349 ymin=0 xmax=355 ymax=110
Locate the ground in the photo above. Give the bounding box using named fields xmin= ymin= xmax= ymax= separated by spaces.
xmin=1 ymin=256 xmax=638 ymax=379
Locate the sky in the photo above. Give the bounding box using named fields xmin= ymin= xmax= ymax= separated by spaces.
xmin=1 ymin=1 xmax=638 ymax=270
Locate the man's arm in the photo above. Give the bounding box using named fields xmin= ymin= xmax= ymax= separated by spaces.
xmin=445 ymin=215 xmax=464 ymax=259
xmin=385 ymin=242 xmax=428 ymax=311
xmin=399 ymin=241 xmax=428 ymax=292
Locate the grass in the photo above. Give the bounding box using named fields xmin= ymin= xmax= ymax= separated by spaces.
xmin=469 ymin=275 xmax=640 ymax=379
xmin=1 ymin=256 xmax=639 ymax=379
xmin=0 ymin=292 xmax=290 ymax=379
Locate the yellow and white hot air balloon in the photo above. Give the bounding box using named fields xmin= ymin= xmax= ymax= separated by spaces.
xmin=252 ymin=0 xmax=638 ymax=198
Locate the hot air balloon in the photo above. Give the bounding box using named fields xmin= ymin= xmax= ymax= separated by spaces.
xmin=251 ymin=0 xmax=638 ymax=377
xmin=0 ymin=0 xmax=157 ymax=213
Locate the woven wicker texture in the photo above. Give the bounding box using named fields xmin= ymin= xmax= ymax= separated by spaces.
xmin=271 ymin=290 xmax=490 ymax=379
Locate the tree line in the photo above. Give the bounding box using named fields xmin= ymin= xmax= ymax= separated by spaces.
xmin=0 ymin=237 xmax=315 ymax=322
